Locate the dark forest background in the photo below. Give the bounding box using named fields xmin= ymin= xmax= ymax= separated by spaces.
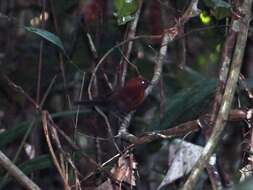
xmin=1 ymin=0 xmax=253 ymax=189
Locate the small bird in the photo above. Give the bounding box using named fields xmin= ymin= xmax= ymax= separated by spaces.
xmin=75 ymin=76 xmax=149 ymax=114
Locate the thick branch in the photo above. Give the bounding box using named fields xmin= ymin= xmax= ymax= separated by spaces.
xmin=210 ymin=0 xmax=240 ymax=125
xmin=181 ymin=0 xmax=253 ymax=189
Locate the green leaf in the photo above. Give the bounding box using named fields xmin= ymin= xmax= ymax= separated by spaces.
xmin=18 ymin=155 xmax=53 ymax=174
xmin=25 ymin=26 xmax=65 ymax=53
xmin=235 ymin=178 xmax=253 ymax=190
xmin=157 ymin=79 xmax=217 ymax=130
xmin=204 ymin=0 xmax=231 ymax=8
xmin=50 ymin=109 xmax=90 ymax=118
xmin=204 ymin=0 xmax=231 ymax=19
xmin=200 ymin=11 xmax=212 ymax=25
xmin=0 ymin=121 xmax=31 ymax=149
xmin=213 ymin=0 xmax=231 ymax=8
xmin=114 ymin=0 xmax=138 ymax=25
xmin=211 ymin=7 xmax=231 ymax=20
xmin=0 ymin=110 xmax=89 ymax=149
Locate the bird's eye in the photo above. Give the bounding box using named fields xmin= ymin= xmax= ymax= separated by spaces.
xmin=141 ymin=80 xmax=145 ymax=85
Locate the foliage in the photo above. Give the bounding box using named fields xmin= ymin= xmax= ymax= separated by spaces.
xmin=0 ymin=0 xmax=252 ymax=189
xmin=114 ymin=0 xmax=139 ymax=25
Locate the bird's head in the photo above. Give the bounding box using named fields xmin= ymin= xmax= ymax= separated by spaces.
xmin=125 ymin=76 xmax=150 ymax=90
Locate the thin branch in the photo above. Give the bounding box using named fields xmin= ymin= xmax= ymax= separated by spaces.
xmin=0 ymin=73 xmax=40 ymax=110
xmin=118 ymin=48 xmax=140 ymax=75
xmin=178 ymin=37 xmax=187 ymax=69
xmin=40 ymin=75 xmax=57 ymax=107
xmin=42 ymin=111 xmax=66 ymax=186
xmin=0 ymin=151 xmax=41 ymax=190
xmin=74 ymin=72 xmax=86 ymax=141
xmin=145 ymin=32 xmax=172 ymax=95
xmin=94 ymin=107 xmax=122 ymax=153
xmin=36 ymin=0 xmax=46 ymax=104
xmin=239 ymin=73 xmax=253 ymax=99
xmin=120 ymin=0 xmax=143 ymax=86
xmin=86 ymin=33 xmax=98 ymax=59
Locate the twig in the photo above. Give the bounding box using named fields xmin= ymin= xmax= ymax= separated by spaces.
xmin=118 ymin=48 xmax=140 ymax=75
xmin=86 ymin=32 xmax=98 ymax=59
xmin=206 ymin=156 xmax=223 ymax=190
xmin=178 ymin=37 xmax=187 ymax=69
xmin=36 ymin=0 xmax=46 ymax=104
xmin=40 ymin=75 xmax=57 ymax=107
xmin=0 ymin=74 xmax=40 ymax=110
xmin=42 ymin=111 xmax=68 ymax=188
xmin=47 ymin=111 xmax=84 ymax=188
xmin=159 ymin=77 xmax=166 ymax=119
xmin=181 ymin=0 xmax=252 ymax=189
xmin=94 ymin=107 xmax=121 ymax=153
xmin=74 ymin=72 xmax=86 ymax=141
xmin=73 ymin=72 xmax=86 ymax=188
xmin=120 ymin=0 xmax=143 ymax=86
xmin=0 ymin=151 xmax=41 ymax=190
xmin=37 ymin=40 xmax=43 ymax=103
xmin=180 ymin=0 xmax=200 ymax=24
xmin=239 ymin=73 xmax=253 ymax=99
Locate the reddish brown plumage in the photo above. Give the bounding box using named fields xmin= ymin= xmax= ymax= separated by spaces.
xmin=108 ymin=76 xmax=149 ymax=112
xmin=75 ymin=76 xmax=149 ymax=114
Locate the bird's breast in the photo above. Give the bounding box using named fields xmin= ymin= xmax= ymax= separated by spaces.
xmin=113 ymin=87 xmax=145 ymax=112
